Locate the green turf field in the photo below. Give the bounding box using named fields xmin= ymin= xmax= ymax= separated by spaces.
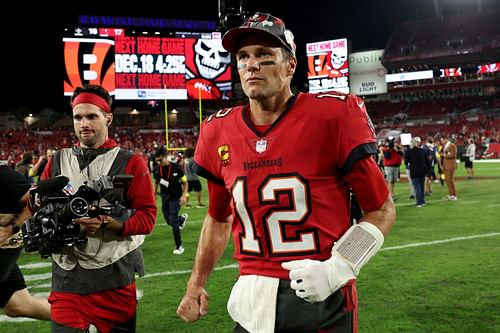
xmin=3 ymin=161 xmax=499 ymax=332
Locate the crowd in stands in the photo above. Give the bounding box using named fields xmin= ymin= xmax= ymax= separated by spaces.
xmin=1 ymin=94 xmax=499 ymax=167
xmin=0 ymin=125 xmax=197 ymax=168
xmin=1 ymin=113 xmax=499 ymax=169
xmin=368 ymin=95 xmax=500 ymax=158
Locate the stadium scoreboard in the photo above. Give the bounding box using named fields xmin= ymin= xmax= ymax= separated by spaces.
xmin=63 ymin=27 xmax=231 ymax=100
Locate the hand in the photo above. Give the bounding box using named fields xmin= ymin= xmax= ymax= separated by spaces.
xmin=73 ymin=216 xmax=104 ymax=235
xmin=283 ymin=222 xmax=384 ymax=303
xmin=282 ymin=255 xmax=355 ymax=303
xmin=176 ymin=286 xmax=209 ymax=322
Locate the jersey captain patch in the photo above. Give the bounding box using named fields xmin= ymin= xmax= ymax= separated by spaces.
xmin=217 ymin=144 xmax=231 ymax=166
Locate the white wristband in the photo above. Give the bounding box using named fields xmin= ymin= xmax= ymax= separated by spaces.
xmin=332 ymin=221 xmax=384 ymax=276
xmin=282 ymin=221 xmax=385 ymax=303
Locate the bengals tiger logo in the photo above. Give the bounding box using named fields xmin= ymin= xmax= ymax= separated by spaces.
xmin=63 ymin=38 xmax=115 ymax=95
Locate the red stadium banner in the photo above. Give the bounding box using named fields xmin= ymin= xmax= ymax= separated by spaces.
xmin=440 ymin=67 xmax=462 ymax=77
xmin=478 ymin=63 xmax=500 ymax=74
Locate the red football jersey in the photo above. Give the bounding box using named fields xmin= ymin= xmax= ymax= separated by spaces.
xmin=194 ymin=92 xmax=378 ymax=279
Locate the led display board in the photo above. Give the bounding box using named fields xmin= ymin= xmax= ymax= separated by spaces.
xmin=306 ymin=38 xmax=349 ymax=94
xmin=349 ymin=50 xmax=387 ymax=96
xmin=63 ymin=37 xmax=116 ymax=96
xmin=63 ymin=28 xmax=231 ymax=100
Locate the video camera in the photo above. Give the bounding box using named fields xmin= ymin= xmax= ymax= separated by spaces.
xmin=22 ymin=174 xmax=133 ymax=258
xmin=385 ymin=136 xmax=396 ymax=148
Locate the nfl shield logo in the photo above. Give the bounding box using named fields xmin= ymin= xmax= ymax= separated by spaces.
xmin=256 ymin=139 xmax=267 ymax=153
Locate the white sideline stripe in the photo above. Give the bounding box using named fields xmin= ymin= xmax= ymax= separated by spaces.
xmin=17 ymin=232 xmax=500 ymax=282
xmin=4 ymin=232 xmax=499 ymax=323
xmin=29 ymin=283 xmax=51 ymax=289
xmin=155 ymin=219 xmax=202 ymax=227
xmin=23 ymin=273 xmax=51 ymax=281
xmin=0 ymin=315 xmax=36 ymax=322
xmin=143 ymin=233 xmax=500 ymax=278
xmin=19 ymin=262 xmax=51 ymax=269
xmin=396 ymin=199 xmax=480 ymax=207
xmin=380 ymin=232 xmax=500 ymax=251
xmin=474 ymin=159 xmax=500 ymax=163
xmin=143 ymin=263 xmax=238 ymax=279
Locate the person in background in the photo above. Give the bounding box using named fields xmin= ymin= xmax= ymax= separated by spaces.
xmin=464 ymin=138 xmax=476 ymax=179
xmin=41 ymin=84 xmax=157 ymax=332
xmin=402 ymin=139 xmax=416 ymax=200
xmin=376 ymin=141 xmax=385 ymax=172
xmin=383 ymin=136 xmax=403 ymax=200
xmin=148 ymin=142 xmax=160 ymax=175
xmin=183 ymin=147 xmax=205 ymax=208
xmin=439 ymin=135 xmax=458 ymax=200
xmin=0 ymin=165 xmax=51 ymax=321
xmin=153 ymin=151 xmax=189 ymax=255
xmin=15 ymin=152 xmax=34 ymax=183
xmin=436 ymin=139 xmax=445 ymax=187
xmin=29 ymin=148 xmax=55 ymax=183
xmin=422 ymin=136 xmax=437 ymax=196
xmin=404 ymin=137 xmax=428 ymax=207
xmin=176 ymin=12 xmax=396 ymax=333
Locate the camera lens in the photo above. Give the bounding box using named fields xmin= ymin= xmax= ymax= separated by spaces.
xmin=69 ymin=197 xmax=89 ymax=217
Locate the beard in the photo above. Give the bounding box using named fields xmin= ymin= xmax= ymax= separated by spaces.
xmin=77 ymin=130 xmax=103 ymax=148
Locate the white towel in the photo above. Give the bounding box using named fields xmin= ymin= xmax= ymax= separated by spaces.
xmin=227 ymin=275 xmax=280 ymax=333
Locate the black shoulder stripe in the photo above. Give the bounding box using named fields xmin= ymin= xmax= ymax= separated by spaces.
xmin=192 ymin=160 xmax=225 ymax=186
xmin=51 ymin=150 xmax=62 ymax=177
xmin=341 ymin=142 xmax=378 ymax=175
xmin=109 ymin=149 xmax=132 ymax=175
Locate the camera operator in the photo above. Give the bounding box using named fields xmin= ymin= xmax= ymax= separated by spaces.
xmin=382 ymin=136 xmax=403 ymax=199
xmin=41 ymin=85 xmax=157 ymax=332
xmin=0 ymin=165 xmax=51 ymax=320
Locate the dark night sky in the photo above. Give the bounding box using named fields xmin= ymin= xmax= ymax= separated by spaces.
xmin=4 ymin=0 xmax=500 ymax=112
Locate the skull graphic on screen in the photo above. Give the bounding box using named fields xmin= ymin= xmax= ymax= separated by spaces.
xmin=194 ymin=39 xmax=231 ymax=79
xmin=329 ymin=47 xmax=347 ymax=70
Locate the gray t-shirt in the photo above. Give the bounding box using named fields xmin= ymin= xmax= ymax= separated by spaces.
xmin=184 ymin=157 xmax=199 ymax=181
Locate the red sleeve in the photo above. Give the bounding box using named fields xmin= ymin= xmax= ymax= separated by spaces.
xmin=345 ymin=156 xmax=389 ymax=212
xmin=40 ymin=158 xmax=53 ymax=180
xmin=337 ymin=95 xmax=377 ymax=166
xmin=121 ymin=155 xmax=157 ymax=236
xmin=207 ymin=180 xmax=232 ymax=222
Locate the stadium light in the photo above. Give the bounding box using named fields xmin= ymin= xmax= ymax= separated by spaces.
xmin=24 ymin=114 xmax=36 ymax=126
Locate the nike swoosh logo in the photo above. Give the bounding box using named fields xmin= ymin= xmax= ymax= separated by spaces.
xmin=357 ymin=100 xmax=365 ymax=109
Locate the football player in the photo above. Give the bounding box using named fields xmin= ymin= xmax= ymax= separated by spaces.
xmin=176 ymin=12 xmax=396 ymax=333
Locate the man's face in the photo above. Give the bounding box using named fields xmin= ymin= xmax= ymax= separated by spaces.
xmin=46 ymin=149 xmax=54 ymax=160
xmin=235 ymin=35 xmax=296 ymax=100
xmin=73 ymin=103 xmax=110 ymax=148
